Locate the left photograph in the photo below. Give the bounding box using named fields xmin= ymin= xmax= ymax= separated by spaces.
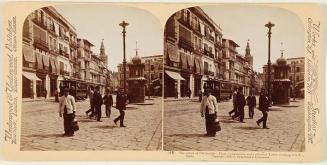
xmin=21 ymin=5 xmax=163 ymax=151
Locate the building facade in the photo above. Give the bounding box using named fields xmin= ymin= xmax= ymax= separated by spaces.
xmin=22 ymin=7 xmax=109 ymax=99
xmin=142 ymin=55 xmax=163 ymax=96
xmin=164 ymin=7 xmax=254 ymax=98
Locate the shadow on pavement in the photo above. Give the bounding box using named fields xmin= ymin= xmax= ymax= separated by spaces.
xmin=92 ymin=125 xmax=117 ymax=129
xmin=27 ymin=133 xmax=63 ymax=138
xmin=233 ymin=126 xmax=262 ymax=130
xmin=219 ymin=119 xmax=241 ymax=123
xmin=168 ymin=133 xmax=205 ymax=138
xmin=77 ymin=119 xmax=98 ymax=122
xmin=268 ymin=108 xmax=283 ymax=111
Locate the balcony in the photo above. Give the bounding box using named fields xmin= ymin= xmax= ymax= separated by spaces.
xmin=33 ymin=37 xmax=49 ymax=51
xmin=178 ymin=17 xmax=192 ymax=29
xmin=178 ymin=37 xmax=193 ymax=51
xmin=32 ymin=18 xmax=47 ymax=29
xmin=192 ymin=25 xmax=202 ymax=36
xmin=59 ymin=49 xmax=69 ymax=58
xmin=70 ymin=41 xmax=77 ymax=48
xmin=23 ymin=32 xmax=32 ymax=42
xmin=47 ymin=27 xmax=57 ymax=37
xmin=49 ymin=49 xmax=59 ymax=56
xmin=204 ymin=49 xmax=214 ymax=59
xmin=214 ymin=42 xmax=222 ymax=48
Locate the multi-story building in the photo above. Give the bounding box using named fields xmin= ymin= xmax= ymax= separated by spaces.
xmin=262 ymin=56 xmax=304 ymax=98
xmin=164 ymin=7 xmax=223 ymax=98
xmin=22 ymin=7 xmax=109 ymax=99
xmin=142 ymin=55 xmax=163 ymax=96
xmin=22 ymin=6 xmax=77 ymax=99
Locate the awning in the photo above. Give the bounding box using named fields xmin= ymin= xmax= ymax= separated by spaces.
xmin=180 ymin=52 xmax=188 ymax=69
xmin=35 ymin=52 xmax=43 ymax=70
xmin=23 ymin=45 xmax=34 ymax=63
xmin=23 ymin=71 xmax=41 ymax=81
xmin=187 ymin=54 xmax=194 ymax=68
xmin=167 ymin=44 xmax=179 ymax=62
xmin=165 ymin=70 xmax=185 ymax=80
xmin=42 ymin=54 xmax=50 ymax=67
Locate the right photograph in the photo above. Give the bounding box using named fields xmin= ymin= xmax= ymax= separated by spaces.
xmin=163 ymin=5 xmax=305 ymax=151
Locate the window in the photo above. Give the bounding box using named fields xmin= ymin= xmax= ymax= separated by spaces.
xmin=296 ymin=76 xmax=299 ymax=81
xmin=151 ymin=65 xmax=155 ymax=71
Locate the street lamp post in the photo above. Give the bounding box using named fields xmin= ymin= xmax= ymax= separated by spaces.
xmin=119 ymin=21 xmax=129 ymax=94
xmin=265 ymin=21 xmax=274 ymax=104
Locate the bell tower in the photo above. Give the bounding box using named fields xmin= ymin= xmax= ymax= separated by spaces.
xmin=245 ymin=39 xmax=253 ymax=67
xmin=100 ymin=39 xmax=108 ymax=67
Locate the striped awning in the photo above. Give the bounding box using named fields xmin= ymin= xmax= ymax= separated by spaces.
xmin=23 ymin=45 xmax=34 ymax=63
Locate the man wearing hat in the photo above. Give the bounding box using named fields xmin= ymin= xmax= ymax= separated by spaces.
xmin=200 ymin=88 xmax=219 ymax=137
xmin=257 ymin=89 xmax=269 ymax=129
xmin=58 ymin=87 xmax=76 ymax=136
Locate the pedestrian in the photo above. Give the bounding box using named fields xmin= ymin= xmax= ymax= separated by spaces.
xmin=85 ymin=86 xmax=94 ymax=118
xmin=232 ymin=87 xmax=246 ymax=122
xmin=257 ymin=89 xmax=270 ymax=129
xmin=246 ymin=91 xmax=256 ymax=119
xmin=187 ymin=88 xmax=191 ymax=98
xmin=93 ymin=86 xmax=103 ymax=122
xmin=54 ymin=89 xmax=59 ymax=102
xmin=103 ymin=88 xmax=113 ymax=118
xmin=114 ymin=88 xmax=127 ymax=127
xmin=199 ymin=90 xmax=202 ymax=102
xmin=58 ymin=87 xmax=76 ymax=137
xmin=200 ymin=88 xmax=218 ymax=137
xmin=228 ymin=88 xmax=238 ymax=117
xmin=43 ymin=88 xmax=47 ymax=99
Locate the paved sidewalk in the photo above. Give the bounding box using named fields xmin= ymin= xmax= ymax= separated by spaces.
xmin=21 ymin=97 xmax=162 ymax=151
xmin=164 ymin=99 xmax=305 ymax=151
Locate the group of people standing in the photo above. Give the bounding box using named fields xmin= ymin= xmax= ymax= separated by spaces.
xmin=228 ymin=87 xmax=270 ymax=129
xmin=85 ymin=87 xmax=127 ymax=127
xmin=200 ymin=87 xmax=270 ymax=137
xmin=58 ymin=86 xmax=127 ymax=137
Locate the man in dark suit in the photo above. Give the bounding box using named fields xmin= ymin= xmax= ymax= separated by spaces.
xmin=257 ymin=89 xmax=269 ymax=129
xmin=246 ymin=91 xmax=256 ymax=119
xmin=114 ymin=88 xmax=127 ymax=127
xmin=103 ymin=88 xmax=113 ymax=118
xmin=234 ymin=87 xmax=246 ymax=123
xmin=93 ymin=86 xmax=103 ymax=122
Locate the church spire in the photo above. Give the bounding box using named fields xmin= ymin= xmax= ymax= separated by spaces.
xmin=100 ymin=39 xmax=105 ymax=56
xmin=245 ymin=39 xmax=250 ymax=56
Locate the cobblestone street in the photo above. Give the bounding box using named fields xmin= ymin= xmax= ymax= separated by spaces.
xmin=21 ymin=97 xmax=162 ymax=151
xmin=164 ymin=98 xmax=305 ymax=152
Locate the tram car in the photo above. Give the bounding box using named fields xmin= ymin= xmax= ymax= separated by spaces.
xmin=60 ymin=80 xmax=88 ymax=101
xmin=204 ymin=79 xmax=233 ymax=101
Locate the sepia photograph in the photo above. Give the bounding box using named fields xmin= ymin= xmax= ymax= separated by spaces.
xmin=21 ymin=5 xmax=163 ymax=151
xmin=163 ymin=5 xmax=305 ymax=152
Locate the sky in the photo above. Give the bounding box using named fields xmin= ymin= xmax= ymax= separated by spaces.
xmin=201 ymin=5 xmax=304 ymax=72
xmin=54 ymin=4 xmax=163 ymax=71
